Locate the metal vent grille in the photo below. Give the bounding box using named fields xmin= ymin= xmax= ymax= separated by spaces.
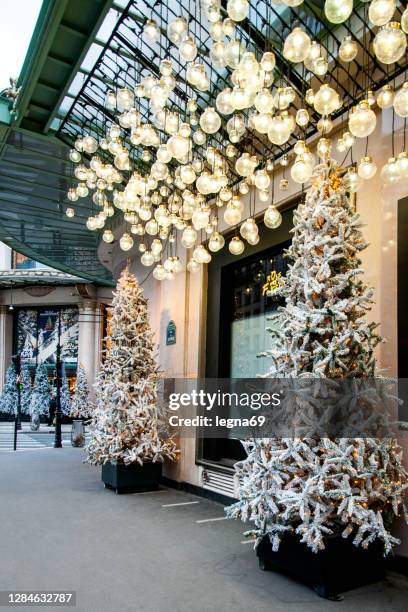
xmin=200 ymin=467 xmax=238 ymax=499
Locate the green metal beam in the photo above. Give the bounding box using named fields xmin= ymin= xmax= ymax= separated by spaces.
xmin=44 ymin=0 xmax=115 ymax=134
xmin=16 ymin=0 xmax=70 ymax=126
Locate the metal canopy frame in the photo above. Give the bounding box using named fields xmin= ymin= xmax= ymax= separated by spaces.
xmin=57 ymin=0 xmax=407 ymax=164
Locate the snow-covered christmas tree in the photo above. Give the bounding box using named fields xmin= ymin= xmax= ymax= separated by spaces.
xmin=60 ymin=371 xmax=71 ymax=417
xmin=70 ymin=365 xmax=94 ymax=419
xmin=227 ymin=162 xmax=408 ymax=555
xmin=86 ymin=268 xmax=178 ymax=465
xmin=0 ymin=364 xmax=18 ymax=416
xmin=29 ymin=363 xmax=50 ymax=418
xmin=20 ymin=363 xmax=32 ymax=415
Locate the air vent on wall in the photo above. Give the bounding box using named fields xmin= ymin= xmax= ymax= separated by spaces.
xmin=200 ymin=467 xmax=238 ymax=499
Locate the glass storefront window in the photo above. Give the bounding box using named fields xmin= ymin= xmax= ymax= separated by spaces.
xmin=228 ymin=249 xmax=288 ymax=378
xmin=15 ymin=306 xmax=79 ymax=372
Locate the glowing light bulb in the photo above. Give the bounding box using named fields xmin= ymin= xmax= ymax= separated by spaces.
xmin=394 ymin=82 xmax=408 ymax=117
xmin=358 ymin=156 xmax=377 ymax=180
xmin=264 ymin=205 xmax=282 ymax=229
xmin=119 ymin=233 xmax=134 ymax=251
xmin=324 ymin=0 xmax=353 ymax=24
xmin=369 ymin=0 xmax=396 ymax=27
xmin=283 ymin=27 xmax=311 ymax=63
xmin=373 ymin=22 xmax=407 ymax=65
xmin=227 ymin=0 xmax=249 ymax=22
xmin=339 ymin=36 xmax=358 ymax=62
xmin=229 ymin=236 xmax=245 ymax=255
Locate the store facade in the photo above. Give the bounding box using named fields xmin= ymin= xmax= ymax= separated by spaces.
xmin=0 ymin=243 xmax=112 ymax=406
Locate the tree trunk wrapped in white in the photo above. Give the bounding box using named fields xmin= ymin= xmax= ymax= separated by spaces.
xmin=86 ymin=268 xmax=178 ymax=466
xmin=227 ymin=162 xmax=408 ymax=555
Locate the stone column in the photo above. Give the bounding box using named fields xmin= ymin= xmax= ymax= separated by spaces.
xmin=77 ymin=302 xmax=97 ymax=392
xmin=0 ymin=305 xmax=13 ymax=391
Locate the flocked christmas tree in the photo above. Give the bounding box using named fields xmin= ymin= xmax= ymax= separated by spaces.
xmin=70 ymin=365 xmax=94 ymax=419
xmin=86 ymin=268 xmax=178 ymax=465
xmin=227 ymin=162 xmax=408 ymax=555
xmin=0 ymin=364 xmax=18 ymax=416
xmin=20 ymin=363 xmax=32 ymax=415
xmin=60 ymin=370 xmax=71 ymax=417
xmin=29 ymin=363 xmax=50 ymax=418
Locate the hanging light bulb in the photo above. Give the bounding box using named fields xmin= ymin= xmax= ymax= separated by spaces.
xmin=377 ymin=84 xmax=395 ymax=108
xmin=119 ymin=233 xmax=134 ymax=251
xmin=144 ymin=19 xmax=160 ymax=41
xmin=254 ymin=169 xmax=271 ymax=191
xmin=260 ymin=51 xmax=276 ymax=72
xmin=229 ymin=236 xmax=245 ymax=255
xmin=402 ymin=8 xmax=408 ymax=34
xmin=223 ymin=17 xmax=236 ymax=37
xmin=181 ymin=226 xmax=198 ymax=249
xmin=167 ymin=17 xmax=188 ymax=44
xmin=264 ymin=205 xmax=282 ymax=229
xmin=339 ymin=36 xmax=358 ymax=62
xmin=227 ymin=0 xmax=249 ymax=22
xmin=373 ymin=22 xmax=407 ymax=64
xmin=102 ymin=229 xmax=114 ymax=243
xmin=67 ymin=188 xmax=78 ymax=202
xmin=345 ymin=167 xmax=362 ymax=192
xmin=283 ymin=27 xmax=311 ymax=63
xmin=381 ymin=157 xmax=401 ymax=183
xmin=193 ymin=244 xmax=211 ymax=264
xmin=313 ymin=84 xmax=341 ymax=115
xmin=225 ymin=39 xmax=246 ymax=68
xmin=291 ymin=156 xmax=313 ymax=184
xmin=369 ymin=0 xmax=396 ymax=27
xmin=240 ymin=218 xmax=258 ymax=240
xmin=65 ymin=207 xmax=75 ymax=218
xmin=397 ymin=152 xmax=408 ymax=178
xmin=349 ymin=101 xmax=377 ymax=138
xmin=324 ymin=0 xmax=353 ymax=24
xmin=317 ymin=116 xmax=333 ymax=134
xmin=200 ymin=107 xmax=221 ymax=134
xmin=86 ymin=217 xmax=97 ymax=231
xmin=179 ymin=36 xmax=198 ymax=62
xmin=317 ymin=137 xmax=332 ymax=159
xmin=224 ymin=202 xmax=242 ymax=225
xmin=210 ymin=20 xmax=223 ymax=41
xmin=69 ymin=149 xmax=81 ymax=163
xmin=187 ymin=259 xmax=201 ymax=273
xmin=268 ymin=115 xmax=291 ymax=145
xmin=296 ymin=108 xmax=310 ymax=127
xmin=358 ymin=156 xmax=377 ymax=180
xmin=141 ymin=251 xmax=155 ymax=266
xmin=394 ymin=82 xmax=408 ymax=117
xmin=216 ymin=88 xmax=234 ymax=115
xmin=343 ymin=131 xmax=355 ymax=148
xmin=153 ymin=264 xmax=167 ymax=281
xmin=208 ymin=232 xmax=225 ymax=252
xmin=211 ymin=41 xmax=227 ymax=68
xmin=254 ymin=89 xmax=274 ymax=113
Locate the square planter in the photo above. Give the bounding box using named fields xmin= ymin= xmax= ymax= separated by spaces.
xmin=256 ymin=532 xmax=385 ymax=600
xmin=102 ymin=461 xmax=162 ymax=494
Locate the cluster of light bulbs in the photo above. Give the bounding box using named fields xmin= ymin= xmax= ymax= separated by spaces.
xmin=64 ymin=0 xmax=408 ymax=281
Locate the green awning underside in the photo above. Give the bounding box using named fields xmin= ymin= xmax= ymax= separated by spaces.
xmin=0 ymin=128 xmax=113 ymax=286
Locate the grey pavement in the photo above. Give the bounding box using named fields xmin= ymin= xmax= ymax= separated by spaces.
xmin=0 ymin=449 xmax=407 ymax=612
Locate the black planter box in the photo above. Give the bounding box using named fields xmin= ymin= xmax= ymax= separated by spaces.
xmin=102 ymin=461 xmax=162 ymax=494
xmin=257 ymin=532 xmax=385 ymax=600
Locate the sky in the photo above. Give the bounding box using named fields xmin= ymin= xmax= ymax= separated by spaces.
xmin=0 ymin=0 xmax=43 ymax=92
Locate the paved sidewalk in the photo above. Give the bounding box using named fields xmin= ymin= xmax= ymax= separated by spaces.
xmin=0 ymin=450 xmax=407 ymax=612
